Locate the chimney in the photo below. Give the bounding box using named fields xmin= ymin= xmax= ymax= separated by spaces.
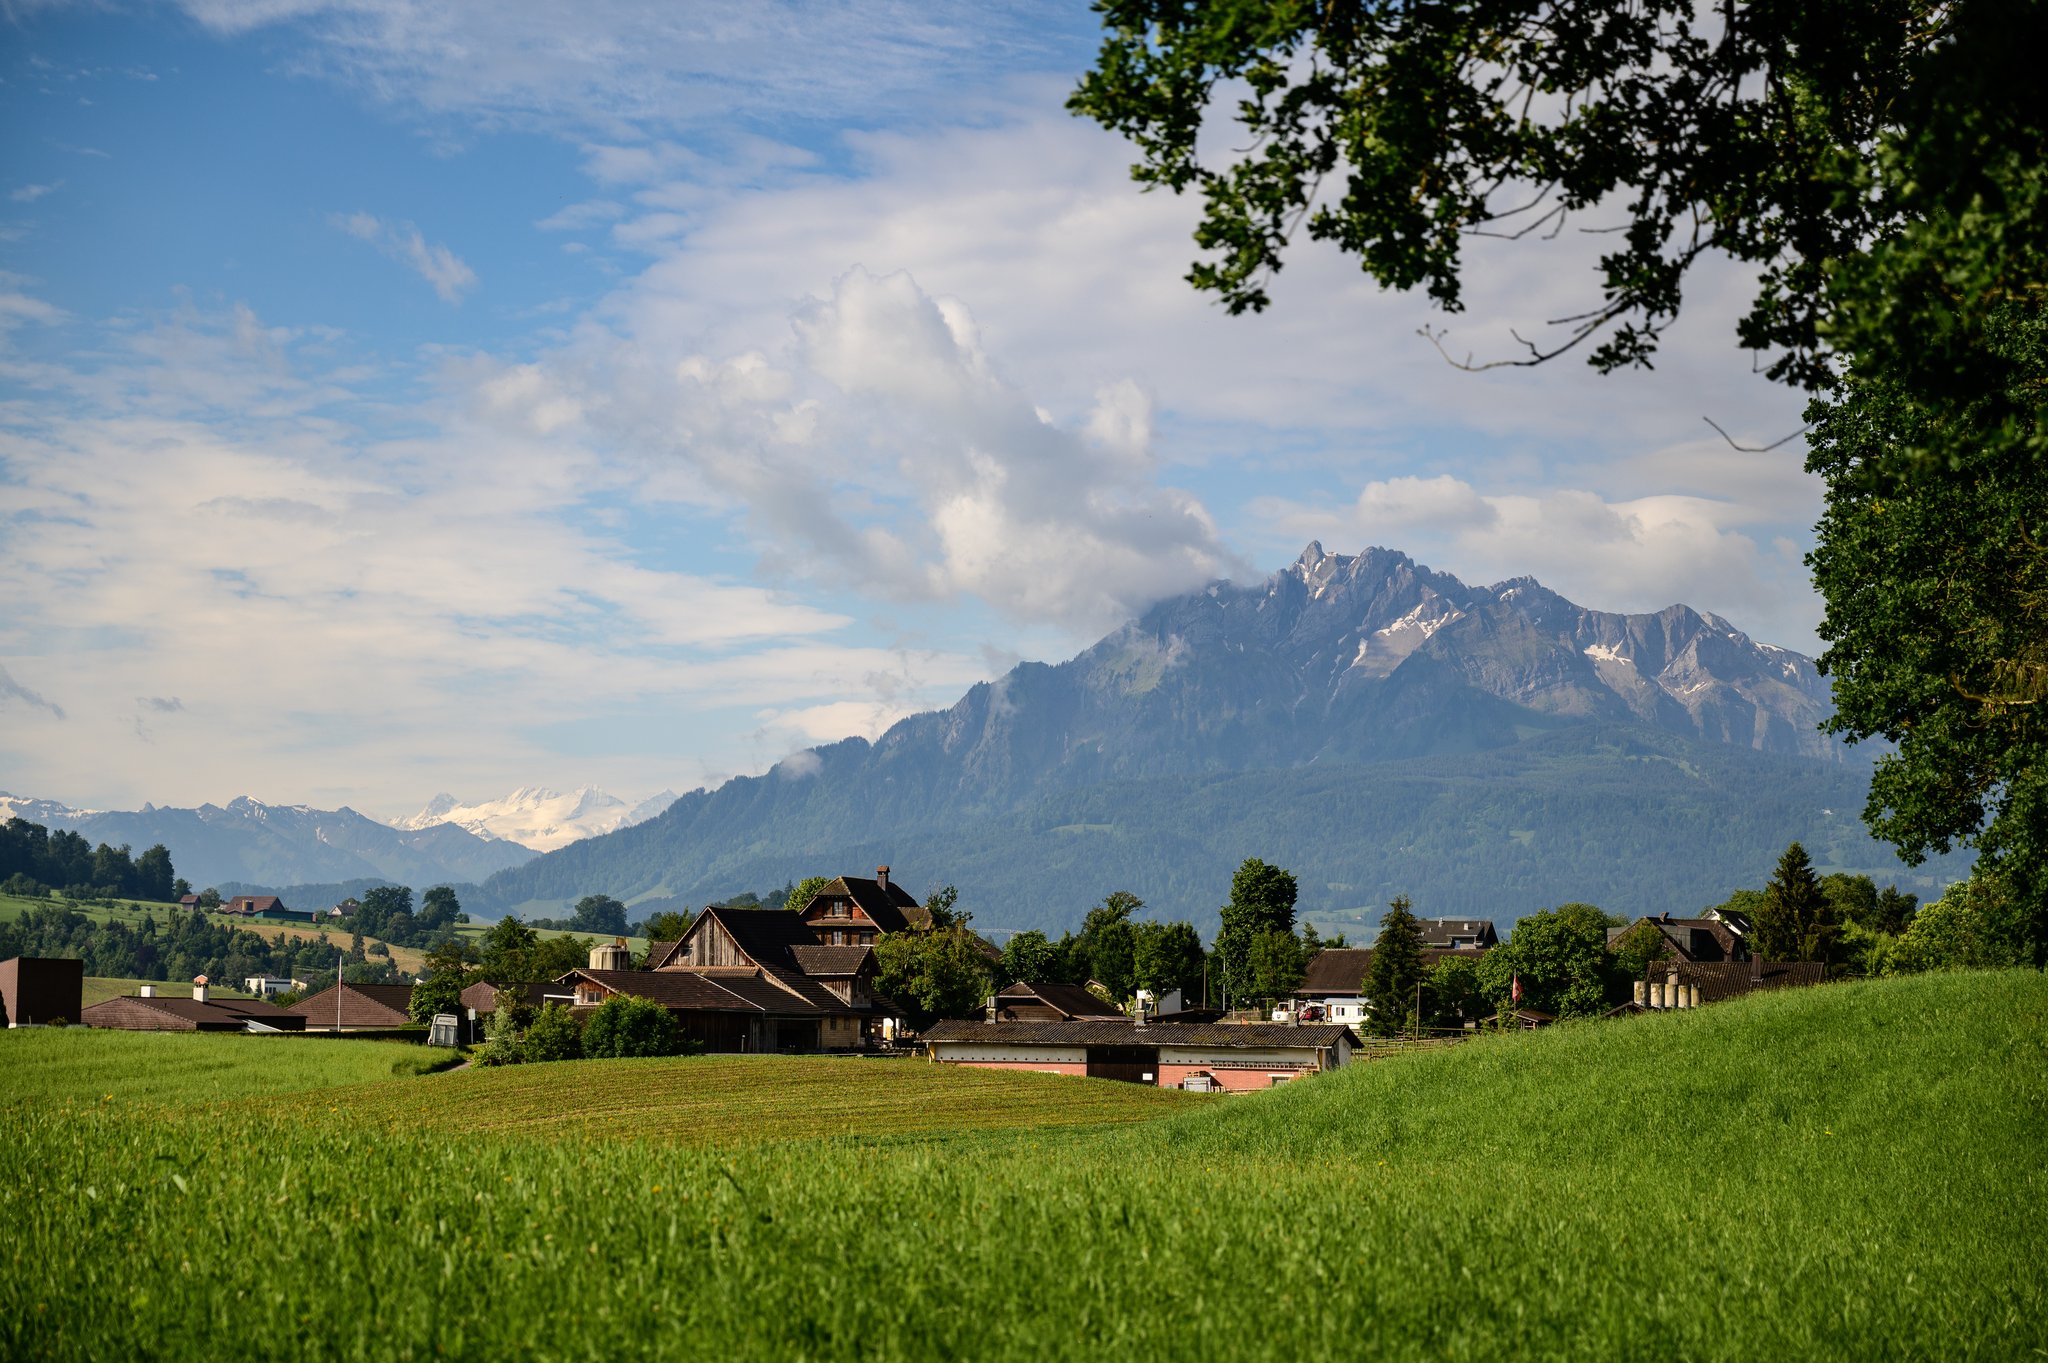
xmin=875 ymin=865 xmax=890 ymax=890
xmin=140 ymin=984 xmax=155 ymax=998
xmin=985 ymin=993 xmax=997 ymax=1023
xmin=1665 ymin=968 xmax=1680 ymax=1009
xmin=192 ymin=974 xmax=209 ymax=1003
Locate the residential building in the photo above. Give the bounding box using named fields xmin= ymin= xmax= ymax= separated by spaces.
xmin=575 ymin=906 xmax=892 ymax=1052
xmin=1417 ymin=918 xmax=1499 ymax=951
xmin=241 ymin=975 xmax=298 ymax=998
xmin=0 ymin=956 xmax=83 ymax=1027
xmin=82 ymin=980 xmax=306 ymax=1032
xmin=796 ymin=866 xmax=928 ymax=946
xmin=923 ymin=1018 xmax=1354 ymax=1090
xmin=291 ymin=981 xmax=416 ymax=1030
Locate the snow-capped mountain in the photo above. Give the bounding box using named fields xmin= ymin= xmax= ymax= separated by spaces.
xmin=392 ymin=785 xmax=677 ymax=853
xmin=0 ymin=793 xmax=535 ymax=890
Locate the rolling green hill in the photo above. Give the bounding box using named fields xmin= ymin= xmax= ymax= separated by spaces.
xmin=3 ymin=970 xmax=2039 ymax=1361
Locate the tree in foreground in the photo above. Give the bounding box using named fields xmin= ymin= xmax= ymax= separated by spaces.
xmin=1361 ymin=897 xmax=1424 ymax=1036
xmin=582 ymin=995 xmax=692 ymax=1059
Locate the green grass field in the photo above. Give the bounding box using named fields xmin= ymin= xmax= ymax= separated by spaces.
xmin=2 ymin=971 xmax=2042 ymax=1361
xmin=80 ymin=976 xmax=256 ymax=1008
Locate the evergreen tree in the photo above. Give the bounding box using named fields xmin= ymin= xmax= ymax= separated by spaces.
xmin=1755 ymin=842 xmax=1839 ymax=963
xmin=1362 ymin=896 xmax=1425 ymax=1037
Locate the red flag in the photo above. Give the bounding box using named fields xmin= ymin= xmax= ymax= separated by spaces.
xmin=1511 ymin=973 xmax=1522 ymax=1004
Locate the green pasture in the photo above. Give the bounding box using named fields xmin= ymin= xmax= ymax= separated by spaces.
xmin=1 ymin=971 xmax=2042 ymax=1361
xmin=81 ymin=976 xmax=255 ymax=1008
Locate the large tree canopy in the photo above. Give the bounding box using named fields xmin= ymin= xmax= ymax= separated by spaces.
xmin=1071 ymin=0 xmax=2042 ymax=389
xmin=1075 ymin=0 xmax=2048 ymax=965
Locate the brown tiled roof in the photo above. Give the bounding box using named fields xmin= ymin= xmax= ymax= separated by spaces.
xmin=1297 ymin=947 xmax=1470 ymax=996
xmin=458 ymin=980 xmax=568 ymax=1012
xmin=290 ymin=982 xmax=415 ymax=1028
xmin=921 ymin=1019 xmax=1353 ymax=1049
xmin=994 ymin=980 xmax=1127 ymax=1020
xmin=788 ymin=944 xmax=874 ymax=977
xmin=642 ymin=941 xmax=681 ymax=970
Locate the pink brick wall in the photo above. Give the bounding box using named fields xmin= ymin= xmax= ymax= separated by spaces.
xmin=1157 ymin=1063 xmax=1308 ymax=1092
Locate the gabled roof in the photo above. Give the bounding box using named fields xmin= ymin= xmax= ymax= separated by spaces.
xmin=994 ymin=980 xmax=1127 ymax=1020
xmin=459 ymin=979 xmax=569 ymax=1012
xmin=688 ymin=905 xmax=822 ymax=970
xmin=809 ymin=874 xmax=927 ymax=932
xmin=642 ymin=941 xmax=681 ymax=970
xmin=291 ymin=982 xmax=415 ymax=1027
xmin=923 ymin=1019 xmax=1353 ymax=1049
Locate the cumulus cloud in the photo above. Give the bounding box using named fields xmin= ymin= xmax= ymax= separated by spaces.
xmin=332 ymin=211 xmax=477 ymax=303
xmin=639 ymin=266 xmax=1236 ymax=630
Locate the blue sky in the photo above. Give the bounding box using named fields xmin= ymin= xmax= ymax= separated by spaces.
xmin=1 ymin=0 xmax=1817 ymax=818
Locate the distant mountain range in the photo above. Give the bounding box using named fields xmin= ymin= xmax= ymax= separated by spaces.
xmin=469 ymin=544 xmax=1957 ymax=932
xmin=0 ymin=794 xmax=536 ymax=894
xmin=393 ymin=786 xmax=677 ymax=852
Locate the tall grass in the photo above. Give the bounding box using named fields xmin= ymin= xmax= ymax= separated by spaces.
xmin=1 ymin=971 xmax=2041 ymax=1362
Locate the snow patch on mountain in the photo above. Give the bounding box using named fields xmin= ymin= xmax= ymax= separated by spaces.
xmin=392 ymin=785 xmax=678 ymax=853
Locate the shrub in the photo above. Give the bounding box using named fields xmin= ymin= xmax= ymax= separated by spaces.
xmin=520 ymin=1003 xmax=583 ymax=1063
xmin=581 ymin=995 xmax=692 ymax=1059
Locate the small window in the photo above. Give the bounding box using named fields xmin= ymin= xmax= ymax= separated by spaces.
xmin=1269 ymin=1074 xmax=1292 ymax=1087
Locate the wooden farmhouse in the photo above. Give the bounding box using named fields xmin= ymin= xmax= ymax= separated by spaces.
xmin=923 ymin=1019 xmax=1354 ymax=1091
xmin=797 ymin=866 xmax=927 ymax=946
xmin=561 ymin=906 xmax=899 ymax=1052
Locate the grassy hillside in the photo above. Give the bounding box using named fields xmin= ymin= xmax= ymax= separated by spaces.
xmin=2 ymin=971 xmax=2040 ymax=1361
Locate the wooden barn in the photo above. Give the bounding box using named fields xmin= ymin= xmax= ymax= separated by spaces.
xmin=923 ymin=1019 xmax=1354 ymax=1091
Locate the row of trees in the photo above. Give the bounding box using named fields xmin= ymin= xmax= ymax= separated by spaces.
xmin=0 ymin=901 xmax=390 ymax=993
xmin=406 ymin=916 xmax=601 ymax=1023
xmin=1 ymin=818 xmax=187 ymax=903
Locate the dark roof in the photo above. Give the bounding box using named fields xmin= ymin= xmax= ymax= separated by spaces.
xmin=994 ymin=980 xmax=1127 ymax=1020
xmin=1297 ymin=947 xmax=1470 ymax=996
xmin=642 ymin=941 xmax=681 ymax=970
xmin=569 ymin=967 xmax=851 ymax=1015
xmin=922 ymin=1019 xmax=1353 ymax=1049
xmin=1609 ymin=917 xmax=1746 ymax=963
xmin=788 ymin=944 xmax=874 ymax=977
xmin=1416 ymin=918 xmax=1498 ymax=948
xmin=696 ymin=906 xmax=824 ymax=969
xmin=811 ymin=874 xmax=927 ymax=932
xmin=1673 ymin=959 xmax=1825 ymax=1002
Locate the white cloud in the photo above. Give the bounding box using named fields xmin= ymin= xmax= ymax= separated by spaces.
xmin=173 ymin=1 xmax=1077 ymax=138
xmin=9 ymin=183 xmax=61 ymax=203
xmin=331 ymin=211 xmax=477 ymax=303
